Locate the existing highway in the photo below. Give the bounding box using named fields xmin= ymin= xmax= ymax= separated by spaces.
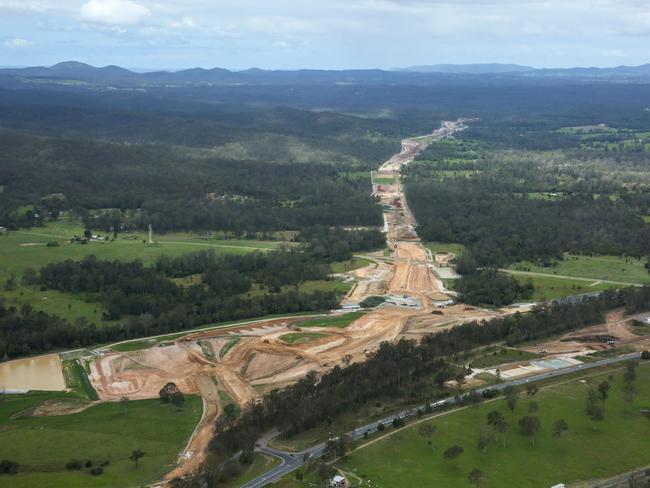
xmin=241 ymin=351 xmax=642 ymax=488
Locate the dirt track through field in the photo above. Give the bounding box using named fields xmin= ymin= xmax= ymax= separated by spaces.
xmin=88 ymin=119 xmax=500 ymax=481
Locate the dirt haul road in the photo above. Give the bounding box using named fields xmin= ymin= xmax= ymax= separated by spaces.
xmin=88 ymin=119 xmax=499 ymax=481
xmin=525 ymin=309 xmax=650 ymax=356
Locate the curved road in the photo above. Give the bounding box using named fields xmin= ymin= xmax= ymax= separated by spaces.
xmin=241 ymin=352 xmax=642 ymax=487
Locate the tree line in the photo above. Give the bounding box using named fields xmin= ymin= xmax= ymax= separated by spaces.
xmin=455 ymin=268 xmax=534 ymax=307
xmin=297 ymin=226 xmax=385 ymax=262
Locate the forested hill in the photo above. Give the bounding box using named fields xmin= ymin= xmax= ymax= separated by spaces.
xmin=0 ymin=131 xmax=382 ymax=232
xmin=0 ymin=97 xmax=401 ymax=165
xmin=6 ymin=61 xmax=650 ymax=87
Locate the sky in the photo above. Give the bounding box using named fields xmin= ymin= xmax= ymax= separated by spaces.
xmin=2 ymin=0 xmax=650 ymax=70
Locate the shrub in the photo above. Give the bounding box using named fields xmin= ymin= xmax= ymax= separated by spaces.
xmin=376 ymin=423 xmax=386 ymax=432
xmin=239 ymin=448 xmax=254 ymax=465
xmin=641 ymin=350 xmax=649 ymax=360
xmin=0 ymin=460 xmax=19 ymax=475
xmin=65 ymin=459 xmax=83 ymax=471
xmin=360 ymin=296 xmax=385 ymax=308
xmin=392 ymin=417 xmax=405 ymax=428
xmin=90 ymin=467 xmax=104 ymax=476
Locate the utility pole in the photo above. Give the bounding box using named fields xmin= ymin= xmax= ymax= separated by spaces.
xmin=148 ymin=224 xmax=153 ymax=244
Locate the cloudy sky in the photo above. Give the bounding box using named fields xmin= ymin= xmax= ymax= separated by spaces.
xmin=2 ymin=0 xmax=650 ymax=70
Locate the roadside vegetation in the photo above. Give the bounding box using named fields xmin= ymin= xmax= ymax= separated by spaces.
xmin=294 ymin=312 xmax=366 ymax=329
xmin=331 ymin=362 xmax=650 ymax=488
xmin=468 ymin=347 xmax=541 ymax=369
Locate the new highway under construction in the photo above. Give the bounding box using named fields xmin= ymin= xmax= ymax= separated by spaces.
xmin=87 ymin=119 xmax=648 ymax=482
xmin=87 ymin=119 xmax=493 ymax=479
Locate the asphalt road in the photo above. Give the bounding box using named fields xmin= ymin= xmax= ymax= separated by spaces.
xmin=241 ymin=351 xmax=642 ymax=488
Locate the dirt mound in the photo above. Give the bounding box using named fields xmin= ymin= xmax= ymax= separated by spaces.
xmin=563 ymin=335 xmax=618 ymax=343
xmin=17 ymin=398 xmax=92 ymax=418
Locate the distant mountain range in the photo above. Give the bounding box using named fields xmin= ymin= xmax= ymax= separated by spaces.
xmin=397 ymin=63 xmax=536 ymax=74
xmin=3 ymin=61 xmax=650 ymax=87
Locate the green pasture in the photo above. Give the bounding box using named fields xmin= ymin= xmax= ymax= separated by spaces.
xmin=332 ymin=362 xmax=650 ymax=488
xmin=0 ymin=392 xmax=201 ymax=488
xmin=424 ymin=242 xmax=466 ymax=256
xmin=509 ymin=253 xmax=650 ymax=285
xmin=0 ymin=219 xmax=283 ymax=323
xmin=512 ymin=274 xmax=618 ymax=301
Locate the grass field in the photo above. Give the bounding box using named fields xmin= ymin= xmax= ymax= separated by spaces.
xmin=326 ymin=362 xmax=650 ymax=488
xmin=295 ymin=311 xmax=366 ymax=329
xmin=340 ymin=171 xmax=371 ymax=182
xmin=330 ymin=257 xmax=374 ymax=274
xmin=0 ymin=219 xmax=283 ymax=324
xmin=374 ymin=177 xmax=396 ymax=185
xmin=508 ymin=253 xmax=650 ymax=284
xmin=629 ymin=320 xmax=650 ymax=336
xmin=0 ymin=392 xmax=202 ymax=488
xmin=424 ymin=242 xmax=466 ymax=256
xmin=296 ymin=279 xmax=352 ymax=294
xmin=62 ymin=360 xmax=99 ymax=400
xmin=469 ymin=347 xmax=541 ymax=368
xmin=512 ymin=274 xmax=618 ymax=301
xmin=279 ymin=332 xmax=329 ymax=344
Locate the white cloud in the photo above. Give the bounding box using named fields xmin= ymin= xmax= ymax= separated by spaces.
xmin=246 ymin=16 xmax=318 ymax=36
xmin=170 ymin=16 xmax=196 ymax=30
xmin=5 ymin=0 xmax=650 ymax=69
xmin=80 ymin=0 xmax=150 ymax=26
xmin=3 ymin=37 xmax=33 ymax=48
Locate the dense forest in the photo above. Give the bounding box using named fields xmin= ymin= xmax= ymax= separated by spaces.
xmin=4 ymin=78 xmax=650 ymax=238
xmin=407 ymin=135 xmax=650 ymax=266
xmin=177 ymin=286 xmax=650 ymax=486
xmin=409 ymin=179 xmax=650 ymax=266
xmin=0 ymin=131 xmax=382 ymax=232
xmin=0 ymin=249 xmax=344 ymax=359
xmin=297 ymin=226 xmax=385 ymax=261
xmin=455 ymin=269 xmax=534 ymax=306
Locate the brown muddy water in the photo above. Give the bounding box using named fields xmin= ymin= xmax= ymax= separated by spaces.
xmin=0 ymin=354 xmax=66 ymax=391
